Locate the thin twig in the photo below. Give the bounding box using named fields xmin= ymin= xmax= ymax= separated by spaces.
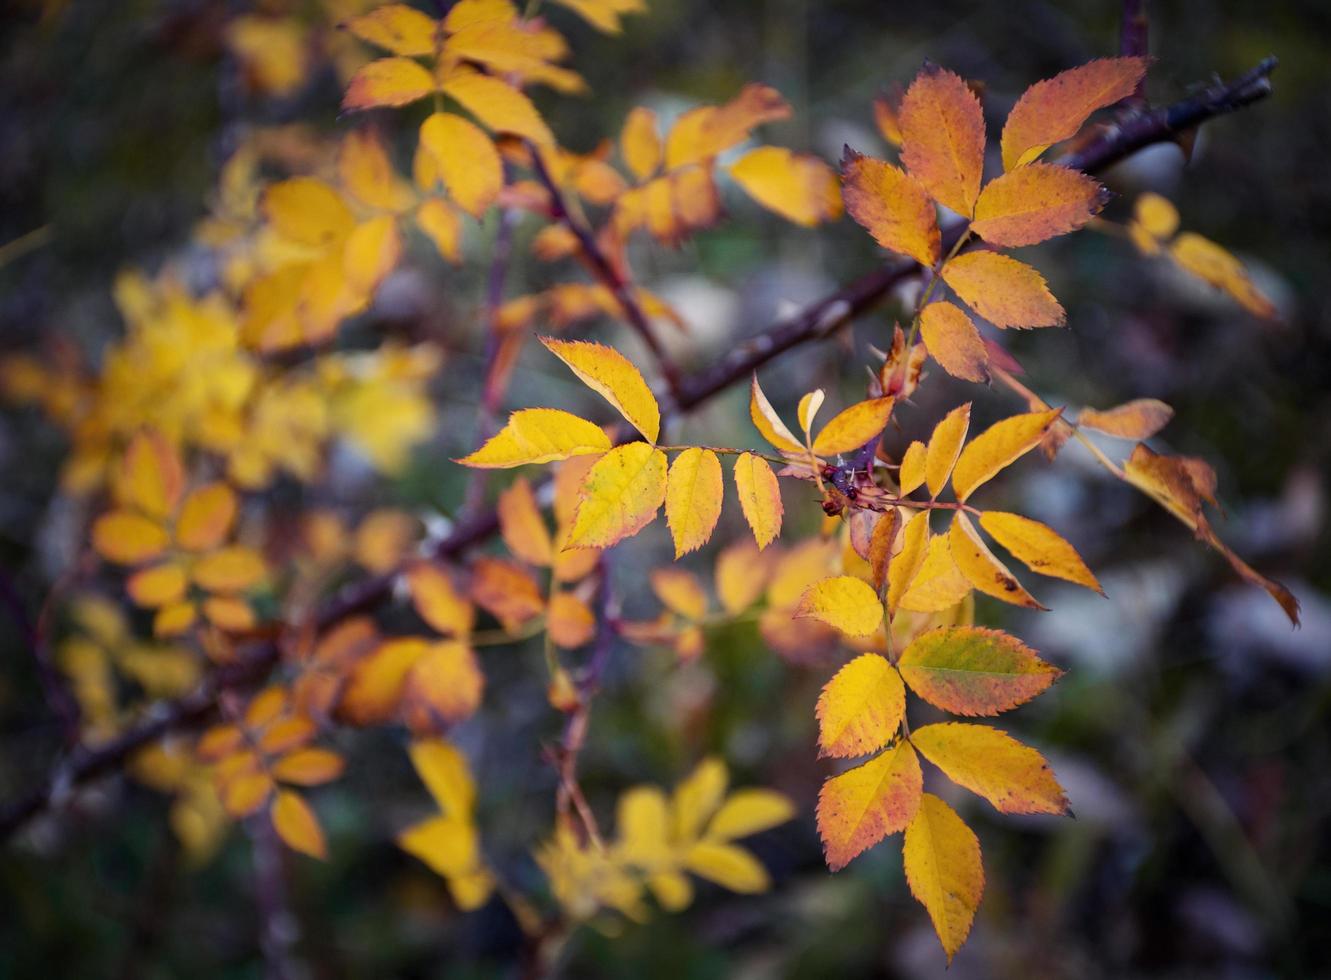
xmin=527 ymin=145 xmax=685 ymax=398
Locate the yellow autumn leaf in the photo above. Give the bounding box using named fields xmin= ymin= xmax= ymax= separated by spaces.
xmin=1001 ymin=57 xmax=1149 ymax=170
xmin=941 ymin=251 xmax=1065 ymax=329
xmin=978 ymin=511 xmax=1103 ymax=593
xmin=903 ymin=793 xmax=984 ymax=963
xmin=344 ymin=4 xmax=439 ymax=57
xmin=796 ymin=575 xmax=882 ymax=637
xmin=550 ymin=0 xmax=646 ymax=34
xmin=343 ymin=57 xmax=437 ymax=112
xmin=948 ymin=513 xmax=1043 ymax=609
xmin=620 ymin=106 xmax=662 ymax=180
xmin=899 ymin=64 xmax=986 ymax=218
xmin=887 ymin=509 xmax=930 ymax=614
xmin=733 ymin=452 xmax=783 ymax=550
xmin=715 ymin=539 xmax=769 ymax=615
xmin=566 ymin=442 xmax=667 ymax=548
xmin=705 ymin=790 xmax=795 ymax=841
xmin=919 ymin=301 xmax=989 ymax=383
xmin=458 ymin=408 xmax=611 ymax=468
xmin=93 ymin=511 xmax=170 ymax=565
xmin=271 ymin=747 xmax=345 ymax=786
xmin=665 ymin=448 xmax=723 ymax=558
xmin=817 ymin=740 xmax=922 ymax=871
xmin=175 ymin=484 xmax=237 ymax=553
xmin=406 ymin=561 xmax=475 ymax=637
xmin=897 ymin=534 xmax=972 ymax=613
xmin=950 ymin=408 xmax=1062 ymax=502
xmin=897 ymin=441 xmax=927 ymax=495
xmin=440 ymin=71 xmax=554 ymax=145
xmin=924 ymin=403 xmax=971 ymax=498
xmin=418 ymin=112 xmax=502 ymax=218
xmin=1169 ymin=232 xmax=1278 ymax=320
xmin=541 ymin=337 xmax=661 ymax=444
xmin=415 ymin=198 xmax=462 ymax=262
xmin=970 ymin=164 xmax=1106 ymax=247
xmin=684 ymin=841 xmax=769 ymax=893
xmin=729 ymin=146 xmax=843 ymax=227
xmin=192 ymin=546 xmax=266 ymax=594
xmin=749 ymin=375 xmax=804 ymax=454
xmin=1134 ymin=192 xmax=1180 ymax=240
xmin=126 ymin=562 xmax=188 ymax=608
xmin=119 ymin=430 xmax=183 ymax=519
xmin=409 ymin=738 xmax=476 ymax=818
xmin=912 ymin=722 xmax=1068 ymax=815
xmin=651 ymin=567 xmax=708 ymax=621
xmin=797 ymin=389 xmax=825 ymax=440
xmin=811 ymin=397 xmax=895 ymax=457
xmin=271 ymin=790 xmax=327 ymax=859
xmin=840 ymin=149 xmax=940 ymax=266
xmin=815 ymin=653 xmax=905 ymax=758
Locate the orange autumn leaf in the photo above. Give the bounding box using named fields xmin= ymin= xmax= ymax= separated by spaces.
xmin=817 ymin=739 xmax=922 ymax=871
xmin=840 ymin=149 xmax=940 ymax=267
xmin=898 ymin=626 xmax=1060 ymax=715
xmin=498 ymin=477 xmax=554 ymax=566
xmin=272 ymin=789 xmax=328 ymax=859
xmin=919 ymin=302 xmax=989 ymax=383
xmin=899 ymin=64 xmax=985 ymax=218
xmin=941 ymin=251 xmax=1065 ymax=329
xmin=815 ymin=653 xmax=905 ymax=758
xmin=1001 ymin=57 xmax=1149 ymax=170
xmin=175 ymin=484 xmax=238 ymax=552
xmin=912 ymin=722 xmax=1069 ymax=815
xmin=970 ymin=164 xmax=1106 ymax=247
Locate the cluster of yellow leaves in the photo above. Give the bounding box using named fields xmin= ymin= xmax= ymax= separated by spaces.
xmin=1127 ymin=192 xmax=1278 ymax=320
xmin=130 ymin=739 xmax=229 ymax=866
xmin=396 ymin=739 xmax=496 ymax=910
xmin=844 ymin=58 xmax=1147 ymax=383
xmin=92 ymin=431 xmax=267 ymax=638
xmin=197 ymin=686 xmax=347 ymax=858
xmin=609 ymin=86 xmax=842 ymax=244
xmin=814 ymin=626 xmax=1067 ymax=960
xmin=0 ymin=266 xmax=440 ymax=493
xmin=460 ymin=338 xmax=785 ymax=558
xmin=57 ymin=596 xmax=200 ymax=744
xmin=536 ymin=758 xmax=793 ymax=924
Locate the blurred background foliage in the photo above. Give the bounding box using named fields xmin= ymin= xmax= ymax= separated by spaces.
xmin=1 ymin=0 xmax=1328 ymax=977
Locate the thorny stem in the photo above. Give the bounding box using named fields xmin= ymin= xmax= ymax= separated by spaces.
xmin=0 ymin=56 xmax=1280 ymax=843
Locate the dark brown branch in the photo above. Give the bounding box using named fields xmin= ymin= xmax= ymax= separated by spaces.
xmin=527 ymin=146 xmax=686 ymax=398
xmin=0 ymin=57 xmax=1277 ymax=844
xmin=674 ymin=56 xmax=1276 ymax=412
